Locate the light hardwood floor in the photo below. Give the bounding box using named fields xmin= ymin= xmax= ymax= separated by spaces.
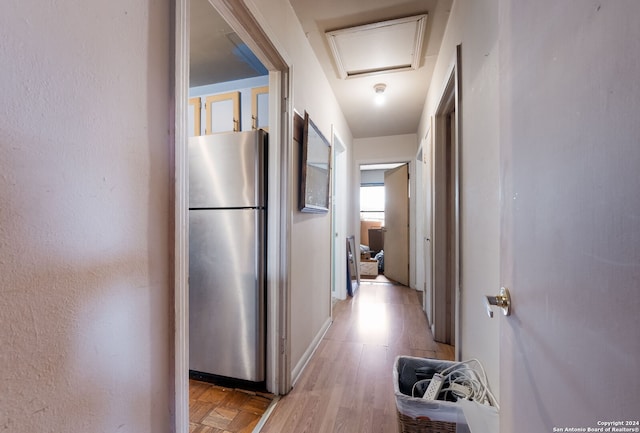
xmin=260 ymin=280 xmax=454 ymax=433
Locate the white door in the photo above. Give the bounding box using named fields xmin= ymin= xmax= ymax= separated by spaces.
xmin=499 ymin=2 xmax=640 ymax=430
xmin=384 ymin=164 xmax=409 ymax=285
xmin=331 ymin=132 xmax=347 ymax=300
xmin=415 ymin=147 xmax=425 ymax=294
xmin=423 ymin=127 xmax=434 ymax=325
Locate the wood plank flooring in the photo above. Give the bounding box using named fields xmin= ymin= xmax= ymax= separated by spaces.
xmin=260 ymin=280 xmax=454 ymax=433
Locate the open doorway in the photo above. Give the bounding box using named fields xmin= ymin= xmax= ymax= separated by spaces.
xmin=174 ymin=0 xmax=292 ymax=431
xmin=359 ymin=163 xmax=409 ymax=285
xmin=431 ymin=46 xmax=461 ymax=348
xmin=187 ymin=0 xmax=271 ymax=395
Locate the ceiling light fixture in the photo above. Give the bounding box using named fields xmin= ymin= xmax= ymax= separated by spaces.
xmin=374 ymin=83 xmax=387 ymax=106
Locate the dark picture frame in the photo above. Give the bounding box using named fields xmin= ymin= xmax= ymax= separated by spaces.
xmin=346 ymin=235 xmax=359 ymax=296
xmin=299 ymin=111 xmax=331 ymax=213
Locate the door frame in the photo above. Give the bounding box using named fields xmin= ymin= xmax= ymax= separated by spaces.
xmin=356 ymin=159 xmax=412 ymax=284
xmin=331 ymin=128 xmax=348 ymax=300
xmin=431 ymin=45 xmax=461 ymax=356
xmin=173 ymin=1 xmax=293 ymax=431
xmin=419 ymin=124 xmax=433 ymax=322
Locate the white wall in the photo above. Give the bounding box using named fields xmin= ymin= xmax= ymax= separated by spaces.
xmin=0 ymin=1 xmax=172 ymax=432
xmin=417 ymin=0 xmax=501 ymax=399
xmin=360 ymin=169 xmax=387 ymax=185
xmin=247 ymin=0 xmax=353 ymax=379
xmin=353 ymin=134 xmax=418 ymax=163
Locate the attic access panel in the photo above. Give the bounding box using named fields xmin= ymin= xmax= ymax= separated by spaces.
xmin=326 ymin=14 xmax=427 ymax=79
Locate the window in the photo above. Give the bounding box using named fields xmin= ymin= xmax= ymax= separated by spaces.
xmin=360 ymin=185 xmax=385 ymax=223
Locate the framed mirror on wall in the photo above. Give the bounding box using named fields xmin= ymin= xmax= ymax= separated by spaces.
xmin=299 ymin=111 xmax=331 ymax=213
xmin=346 ymin=235 xmax=359 ymax=296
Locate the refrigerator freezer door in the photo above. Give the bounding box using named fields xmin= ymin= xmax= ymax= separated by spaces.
xmin=189 ymin=130 xmax=265 ymax=209
xmin=189 ymin=208 xmax=265 ymax=382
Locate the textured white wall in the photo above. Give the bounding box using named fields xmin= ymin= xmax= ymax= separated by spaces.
xmin=0 ymin=1 xmax=172 ymax=431
xmin=247 ymin=0 xmax=353 ymax=375
xmin=417 ymin=0 xmax=501 ymax=400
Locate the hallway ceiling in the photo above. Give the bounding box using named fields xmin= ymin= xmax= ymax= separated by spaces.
xmin=190 ymin=0 xmax=453 ymax=139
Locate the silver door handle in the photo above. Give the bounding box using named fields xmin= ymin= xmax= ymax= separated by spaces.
xmin=484 ymin=287 xmax=511 ymax=318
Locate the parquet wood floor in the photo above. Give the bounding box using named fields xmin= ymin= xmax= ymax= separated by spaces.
xmin=189 ymin=380 xmax=275 ymax=433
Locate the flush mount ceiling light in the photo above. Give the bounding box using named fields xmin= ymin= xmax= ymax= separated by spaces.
xmin=374 ymin=83 xmax=387 ymax=93
xmin=374 ymin=83 xmax=387 ymax=105
xmin=326 ymin=14 xmax=428 ymax=79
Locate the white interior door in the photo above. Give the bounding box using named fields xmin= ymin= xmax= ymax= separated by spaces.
xmin=383 ymin=164 xmax=409 ymax=285
xmin=499 ymin=2 xmax=640 ymax=430
xmin=423 ymin=126 xmax=433 ymax=325
xmin=415 ymin=147 xmax=425 ymax=293
xmin=331 ymin=132 xmax=347 ymax=300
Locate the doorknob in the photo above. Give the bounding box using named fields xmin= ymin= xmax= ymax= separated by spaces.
xmin=484 ymin=287 xmax=511 ymax=318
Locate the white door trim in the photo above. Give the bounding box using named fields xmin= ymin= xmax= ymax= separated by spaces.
xmin=173 ymin=1 xmax=190 ymax=432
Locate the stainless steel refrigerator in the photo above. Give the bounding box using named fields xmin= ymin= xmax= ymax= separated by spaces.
xmin=188 ymin=129 xmax=267 ymax=384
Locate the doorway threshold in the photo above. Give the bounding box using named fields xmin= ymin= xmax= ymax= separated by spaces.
xmin=252 ymin=396 xmax=280 ymax=433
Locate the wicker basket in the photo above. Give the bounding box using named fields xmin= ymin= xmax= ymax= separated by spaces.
xmin=396 ymin=410 xmax=456 ymax=433
xmin=393 ymin=356 xmax=469 ymax=433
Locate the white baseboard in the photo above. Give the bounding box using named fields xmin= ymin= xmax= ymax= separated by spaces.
xmin=290 ymin=316 xmax=332 ymax=386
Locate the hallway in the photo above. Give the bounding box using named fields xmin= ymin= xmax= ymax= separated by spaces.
xmin=261 ymin=280 xmax=454 ymax=432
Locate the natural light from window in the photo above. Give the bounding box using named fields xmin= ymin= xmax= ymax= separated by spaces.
xmin=357 ymin=298 xmax=388 ymax=342
xmin=360 ymin=185 xmax=385 ymax=223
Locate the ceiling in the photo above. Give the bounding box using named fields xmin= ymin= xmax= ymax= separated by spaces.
xmin=190 ymin=0 xmax=453 ymax=139
xmin=190 ymin=0 xmax=267 ymax=86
